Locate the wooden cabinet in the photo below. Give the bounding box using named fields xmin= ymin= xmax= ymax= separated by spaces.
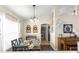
xmin=58 ymin=37 xmax=79 ymax=51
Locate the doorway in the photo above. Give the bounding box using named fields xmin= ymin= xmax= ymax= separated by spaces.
xmin=41 ymin=24 xmax=50 ymax=45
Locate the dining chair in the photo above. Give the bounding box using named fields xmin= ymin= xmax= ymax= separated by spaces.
xmin=11 ymin=38 xmax=29 ymax=51
xmin=18 ymin=37 xmax=23 ymax=45
xmin=11 ymin=39 xmax=18 ymax=51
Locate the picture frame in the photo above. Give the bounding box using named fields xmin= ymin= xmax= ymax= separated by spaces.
xmin=63 ymin=24 xmax=73 ymax=33
xmin=33 ymin=25 xmax=38 ymax=33
xmin=26 ymin=25 xmax=31 ymax=33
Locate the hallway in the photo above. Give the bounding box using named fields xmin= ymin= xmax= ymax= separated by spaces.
xmin=41 ymin=39 xmax=50 ymax=45
xmin=40 ymin=39 xmax=53 ymax=51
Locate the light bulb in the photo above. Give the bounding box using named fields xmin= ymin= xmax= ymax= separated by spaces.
xmin=30 ymin=19 xmax=33 ymax=22
xmin=37 ymin=19 xmax=39 ymax=22
xmin=34 ymin=18 xmax=37 ymax=21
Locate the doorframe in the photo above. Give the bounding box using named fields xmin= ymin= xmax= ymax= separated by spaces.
xmin=41 ymin=24 xmax=50 ymax=42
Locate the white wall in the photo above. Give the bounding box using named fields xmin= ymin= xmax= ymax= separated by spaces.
xmin=51 ymin=7 xmax=79 ymax=50
xmin=55 ymin=16 xmax=79 ymax=50
xmin=22 ymin=16 xmax=53 ymax=45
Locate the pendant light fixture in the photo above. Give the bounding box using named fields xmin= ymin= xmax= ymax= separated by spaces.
xmin=30 ymin=5 xmax=39 ymax=23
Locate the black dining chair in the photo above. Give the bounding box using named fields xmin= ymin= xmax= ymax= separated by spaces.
xmin=18 ymin=37 xmax=23 ymax=45
xmin=11 ymin=39 xmax=18 ymax=51
xmin=11 ymin=38 xmax=28 ymax=51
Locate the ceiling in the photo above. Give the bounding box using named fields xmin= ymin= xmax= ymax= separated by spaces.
xmin=57 ymin=5 xmax=76 ymax=16
xmin=4 ymin=5 xmax=54 ymax=20
xmin=4 ymin=5 xmax=76 ymax=20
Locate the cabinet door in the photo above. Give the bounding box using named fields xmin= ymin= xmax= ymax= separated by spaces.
xmin=58 ymin=38 xmax=65 ymax=50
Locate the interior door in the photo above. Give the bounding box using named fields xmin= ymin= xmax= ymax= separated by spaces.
xmin=41 ymin=24 xmax=50 ymax=41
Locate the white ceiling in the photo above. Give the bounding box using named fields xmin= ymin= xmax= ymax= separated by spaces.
xmin=57 ymin=5 xmax=76 ymax=16
xmin=5 ymin=5 xmax=54 ymax=20
xmin=4 ymin=5 xmax=76 ymax=20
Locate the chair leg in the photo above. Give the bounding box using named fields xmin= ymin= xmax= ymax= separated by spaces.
xmin=12 ymin=47 xmax=17 ymax=51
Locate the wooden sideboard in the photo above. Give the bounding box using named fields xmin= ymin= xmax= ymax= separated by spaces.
xmin=58 ymin=37 xmax=79 ymax=51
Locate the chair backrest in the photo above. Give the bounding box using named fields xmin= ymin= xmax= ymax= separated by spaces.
xmin=18 ymin=37 xmax=23 ymax=45
xmin=11 ymin=39 xmax=18 ymax=47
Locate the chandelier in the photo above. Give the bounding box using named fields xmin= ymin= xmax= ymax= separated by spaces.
xmin=30 ymin=5 xmax=39 ymax=23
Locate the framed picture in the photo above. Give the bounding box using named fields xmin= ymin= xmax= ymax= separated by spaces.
xmin=63 ymin=24 xmax=73 ymax=33
xmin=26 ymin=25 xmax=31 ymax=33
xmin=33 ymin=25 xmax=38 ymax=33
